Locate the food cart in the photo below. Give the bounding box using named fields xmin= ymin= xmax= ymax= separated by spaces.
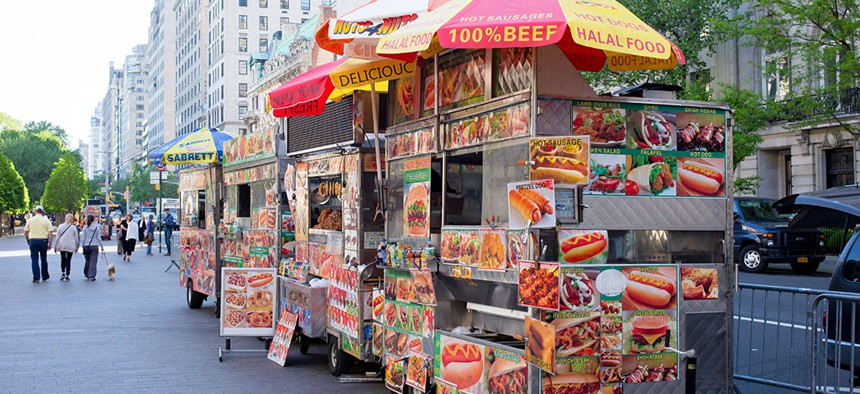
xmin=178 ymin=164 xmax=222 ymax=309
xmin=276 ymin=90 xmax=388 ymax=376
xmin=378 ymin=43 xmax=734 ymax=394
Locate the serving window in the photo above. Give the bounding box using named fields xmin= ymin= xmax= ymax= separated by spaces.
xmin=445 ymin=152 xmax=483 ymax=226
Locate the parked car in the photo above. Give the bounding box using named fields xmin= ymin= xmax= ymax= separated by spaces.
xmin=733 ymin=197 xmax=826 ymax=274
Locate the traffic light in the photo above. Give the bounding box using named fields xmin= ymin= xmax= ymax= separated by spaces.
xmin=124 ymin=186 xmax=129 ymax=201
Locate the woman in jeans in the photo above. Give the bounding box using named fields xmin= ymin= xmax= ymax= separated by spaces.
xmin=81 ymin=214 xmax=104 ymax=280
xmin=52 ymin=214 xmax=80 ymax=281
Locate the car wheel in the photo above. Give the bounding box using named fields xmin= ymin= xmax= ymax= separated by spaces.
xmin=739 ymin=245 xmax=767 ymax=273
xmin=790 ymin=261 xmax=820 ymax=275
xmin=186 ymin=281 xmax=206 ymax=309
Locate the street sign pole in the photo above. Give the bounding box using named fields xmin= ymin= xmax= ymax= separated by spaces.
xmin=158 ymin=168 xmax=163 ymax=254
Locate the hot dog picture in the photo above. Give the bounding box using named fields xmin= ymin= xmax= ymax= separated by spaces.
xmin=553 ymin=314 xmax=601 ymax=357
xmin=542 ymin=372 xmax=600 ymax=394
xmin=529 ymin=137 xmax=590 ymax=186
xmin=677 ymin=158 xmax=726 ymax=196
xmin=440 ymin=340 xmax=484 ymax=390
xmin=487 ymin=356 xmax=527 ymax=394
xmin=507 ymin=180 xmax=557 ymax=229
xmin=622 ymin=267 xmax=677 ymax=310
xmin=558 ymin=230 xmax=608 ymax=264
xmin=248 ymin=272 xmax=273 ymax=287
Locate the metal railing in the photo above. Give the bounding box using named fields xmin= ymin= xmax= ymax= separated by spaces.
xmin=734 ymin=283 xmax=860 ymax=393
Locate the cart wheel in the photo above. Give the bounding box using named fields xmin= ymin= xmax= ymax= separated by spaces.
xmin=300 ymin=336 xmax=310 ymax=355
xmin=219 ymin=356 xmax=223 ymax=363
xmin=329 ymin=337 xmax=352 ymax=377
xmin=186 ymin=280 xmax=206 ymax=309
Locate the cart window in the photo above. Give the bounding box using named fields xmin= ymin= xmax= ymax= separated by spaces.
xmin=197 ymin=190 xmax=206 ymax=229
xmin=483 ymin=141 xmax=528 ymax=226
xmin=633 ymin=230 xmax=669 ymax=263
xmin=670 ymin=231 xmax=722 ymax=264
xmin=607 ymin=230 xmax=634 ymax=263
xmin=445 ymin=152 xmax=483 ymax=226
xmin=237 ymin=184 xmax=251 ymax=218
xmin=387 ymin=160 xmax=404 ymax=238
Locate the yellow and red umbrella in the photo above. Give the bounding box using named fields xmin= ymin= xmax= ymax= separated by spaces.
xmin=375 ymin=0 xmax=685 ymax=72
xmin=268 ymin=57 xmax=416 ymax=117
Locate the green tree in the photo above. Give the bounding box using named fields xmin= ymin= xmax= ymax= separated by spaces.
xmin=87 ymin=173 xmax=106 ymax=199
xmin=0 ymin=112 xmax=22 ymax=131
xmin=126 ymin=163 xmax=178 ymax=205
xmin=24 ymin=120 xmax=68 ymax=145
xmin=0 ymin=153 xmax=29 ymax=213
xmin=0 ymin=128 xmax=68 ymax=202
xmin=42 ymin=153 xmax=88 ymax=216
xmin=717 ymin=0 xmax=860 ymax=133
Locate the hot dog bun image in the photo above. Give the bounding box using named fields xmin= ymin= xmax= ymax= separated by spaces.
xmin=559 ymin=230 xmax=608 ymax=264
xmin=509 ymin=189 xmax=541 ymax=224
xmin=440 ymin=340 xmax=483 ymax=390
xmin=623 ymin=268 xmax=677 ymax=309
xmin=677 ymin=158 xmax=726 ymax=196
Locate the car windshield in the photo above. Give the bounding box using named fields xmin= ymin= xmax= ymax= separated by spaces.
xmin=739 ymin=200 xmax=793 ymax=221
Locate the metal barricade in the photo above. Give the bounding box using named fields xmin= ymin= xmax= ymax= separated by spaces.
xmin=733 ymin=283 xmax=828 ymax=392
xmin=811 ymin=292 xmax=860 ymax=393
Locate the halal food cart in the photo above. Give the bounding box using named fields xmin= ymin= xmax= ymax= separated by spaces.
xmin=177 ymin=164 xmax=222 ymax=309
xmin=274 ymin=89 xmax=388 ymax=375
xmin=376 ymin=29 xmax=733 ymax=394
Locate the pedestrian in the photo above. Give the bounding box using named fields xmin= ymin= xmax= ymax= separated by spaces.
xmin=163 ymin=208 xmax=175 ymax=256
xmin=145 ymin=214 xmax=155 ymax=255
xmin=24 ymin=206 xmax=53 ymax=283
xmin=52 ymin=214 xmax=81 ymax=281
xmin=114 ymin=213 xmax=124 ymax=255
xmin=81 ymin=214 xmax=104 ymax=280
xmin=8 ymin=213 xmax=15 ymax=235
xmin=122 ymin=214 xmax=138 ymax=262
xmin=137 ymin=215 xmax=147 ymax=245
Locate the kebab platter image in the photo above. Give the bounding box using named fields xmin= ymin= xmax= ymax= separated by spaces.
xmin=573 ymin=107 xmax=627 ymax=147
xmin=627 ymin=110 xmax=676 ymax=150
xmin=528 ymin=137 xmax=590 ymax=187
xmin=677 ymin=157 xmax=726 ymax=197
xmin=507 ymin=179 xmax=557 ymax=229
xmin=676 ymin=113 xmax=726 ymax=152
xmin=621 ymin=352 xmax=679 ymax=383
xmin=626 ymin=155 xmax=677 ymax=196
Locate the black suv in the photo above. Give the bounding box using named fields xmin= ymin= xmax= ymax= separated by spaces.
xmin=733 ymin=197 xmax=826 ymax=274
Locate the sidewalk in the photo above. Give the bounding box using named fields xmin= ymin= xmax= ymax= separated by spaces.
xmin=0 ymin=233 xmax=385 ymax=393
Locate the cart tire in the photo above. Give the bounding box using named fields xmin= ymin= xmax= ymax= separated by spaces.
xmin=790 ymin=261 xmax=820 ymax=275
xmin=219 ymin=356 xmax=223 ymax=363
xmin=300 ymin=336 xmax=310 ymax=355
xmin=186 ymin=281 xmax=206 ymax=309
xmin=328 ymin=337 xmax=354 ymax=376
xmin=739 ymin=245 xmax=767 ymax=273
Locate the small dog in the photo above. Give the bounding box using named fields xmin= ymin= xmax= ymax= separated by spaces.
xmin=107 ymin=263 xmax=116 ymax=280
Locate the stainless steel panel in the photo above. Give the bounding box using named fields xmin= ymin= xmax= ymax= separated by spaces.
xmin=579 ymin=196 xmax=728 ymax=231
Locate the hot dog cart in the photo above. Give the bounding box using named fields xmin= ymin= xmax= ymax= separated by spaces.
xmin=279 ymin=91 xmax=389 ymax=376
xmin=178 ymin=164 xmax=222 ymax=309
xmin=381 ymin=46 xmax=734 ymax=394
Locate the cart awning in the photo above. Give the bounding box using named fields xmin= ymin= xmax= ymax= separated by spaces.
xmin=147 ymin=127 xmax=234 ymax=166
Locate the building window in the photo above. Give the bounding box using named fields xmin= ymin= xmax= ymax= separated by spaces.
xmin=826 ymin=148 xmax=855 ymax=188
xmin=239 ymin=60 xmax=248 ymax=75
xmin=136 ymin=104 xmax=144 ymax=110
xmin=239 ymin=36 xmax=247 ymax=52
xmin=137 ymin=95 xmax=144 ymax=101
xmin=239 ymin=0 xmax=247 ymax=6
xmin=259 ymin=38 xmax=268 ymax=52
xmin=239 ymin=128 xmax=247 ymax=135
xmin=259 ymin=0 xmax=268 ymax=7
xmin=762 ymin=48 xmax=789 ymax=100
xmin=280 ymin=17 xmax=289 ymax=27
xmin=259 ymin=16 xmax=268 ymax=30
xmin=301 ymin=0 xmax=310 ymax=10
xmin=280 ymin=0 xmax=289 ymax=9
xmin=239 ymin=15 xmax=247 ymax=29
xmin=239 ymin=105 xmax=248 ymax=118
xmin=239 ymin=83 xmax=248 ymax=97
xmin=137 ymin=113 xmax=144 ymax=119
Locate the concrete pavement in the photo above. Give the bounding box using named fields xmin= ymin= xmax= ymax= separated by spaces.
xmin=0 ymin=232 xmax=385 ymax=394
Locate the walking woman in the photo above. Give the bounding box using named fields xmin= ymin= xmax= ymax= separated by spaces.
xmin=137 ymin=215 xmax=147 ymax=245
xmin=81 ymin=214 xmax=104 ymax=280
xmin=122 ymin=214 xmax=138 ymax=262
xmin=53 ymin=214 xmax=80 ymax=281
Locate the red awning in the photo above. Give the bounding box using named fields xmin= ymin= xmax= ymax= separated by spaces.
xmin=268 ymin=58 xmax=348 ymax=117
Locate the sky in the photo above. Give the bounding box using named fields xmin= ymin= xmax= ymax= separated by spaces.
xmin=0 ymin=1 xmax=153 ymax=149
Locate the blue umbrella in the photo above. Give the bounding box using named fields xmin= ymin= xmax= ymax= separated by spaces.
xmin=148 ymin=127 xmax=234 ymax=166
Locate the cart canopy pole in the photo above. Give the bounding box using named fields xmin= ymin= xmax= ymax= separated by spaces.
xmin=370 ymin=83 xmax=385 ymax=220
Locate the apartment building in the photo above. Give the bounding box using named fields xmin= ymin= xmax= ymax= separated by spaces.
xmin=100 ymin=62 xmax=123 ymax=181
xmin=147 ymin=0 xmax=177 ymax=150
xmin=174 ymin=0 xmax=209 ymax=137
xmin=88 ymin=109 xmax=104 ymax=178
xmin=118 ymin=44 xmax=149 ymax=177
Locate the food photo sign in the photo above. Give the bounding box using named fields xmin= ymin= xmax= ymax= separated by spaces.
xmin=434 ymin=333 xmax=528 ymax=394
xmin=562 ymin=101 xmax=728 ymax=198
xmin=267 ymin=307 xmax=298 ymax=366
xmin=404 ymin=156 xmax=431 ymax=238
xmin=529 ymin=136 xmax=590 ymax=188
xmin=220 ymin=267 xmax=277 ymax=336
xmin=534 ymin=264 xmax=680 ymax=393
xmin=507 ymin=179 xmax=557 ymax=229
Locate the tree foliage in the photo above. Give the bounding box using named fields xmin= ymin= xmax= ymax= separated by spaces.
xmin=0 ymin=153 xmax=29 ymax=213
xmin=0 ymin=112 xmax=22 ymax=131
xmin=24 ymin=120 xmax=68 ymax=145
xmin=127 ymin=163 xmax=178 ymax=205
xmin=718 ymin=0 xmax=860 ymax=133
xmin=0 ymin=128 xmax=68 ymax=202
xmin=42 ymin=153 xmax=88 ymax=215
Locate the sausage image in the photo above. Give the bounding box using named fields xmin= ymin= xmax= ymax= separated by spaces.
xmin=509 ymin=189 xmax=541 ymax=224
xmin=519 ymin=188 xmax=553 ymax=214
xmin=678 ymin=161 xmax=724 ymax=195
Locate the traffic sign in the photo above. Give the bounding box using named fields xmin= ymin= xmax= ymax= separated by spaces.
xmin=156 ymin=164 xmax=166 ymax=172
xmin=150 ymin=171 xmax=160 ymax=185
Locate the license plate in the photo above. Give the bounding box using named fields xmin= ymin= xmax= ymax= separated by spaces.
xmin=797 ymin=257 xmax=809 ymax=263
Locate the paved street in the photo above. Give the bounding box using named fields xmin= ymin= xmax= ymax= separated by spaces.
xmin=0 ymin=231 xmax=385 ymax=394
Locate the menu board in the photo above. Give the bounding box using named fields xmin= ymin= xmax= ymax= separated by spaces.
xmin=434 ymin=333 xmax=528 ymax=394
xmin=388 ymin=127 xmax=436 ymax=160
xmin=179 ymin=229 xmax=216 ymax=296
xmin=307 ymin=155 xmax=344 ymax=177
xmin=327 ymin=264 xmax=360 ymax=341
xmin=222 ymin=230 xmax=276 ymax=268
xmin=294 ymin=162 xmax=309 ymax=242
xmin=436 ymin=49 xmax=486 ymax=112
xmin=441 ymin=227 xmax=526 ymax=270
xmin=444 ymin=102 xmax=530 ymax=150
xmin=343 ymin=154 xmax=360 ymax=260
xmin=559 ymin=100 xmax=728 ymax=198
xmin=383 ymin=270 xmax=435 ymax=360
xmin=404 ymin=156 xmax=431 ymax=238
xmin=392 ymin=76 xmax=417 ymax=125
xmin=223 ymin=126 xmax=276 ymax=167
xmin=281 ymin=211 xmax=295 ymax=257
xmin=538 ymin=264 xmax=680 ymax=393
xmin=267 ymin=307 xmax=298 ymax=366
xmin=220 ymin=267 xmax=277 ymax=336
xmin=223 ymin=162 xmax=278 ymax=185
xmin=528 ymin=136 xmax=590 ymax=188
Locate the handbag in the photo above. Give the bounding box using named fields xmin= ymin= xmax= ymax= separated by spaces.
xmin=84 ymin=225 xmax=99 ymax=253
